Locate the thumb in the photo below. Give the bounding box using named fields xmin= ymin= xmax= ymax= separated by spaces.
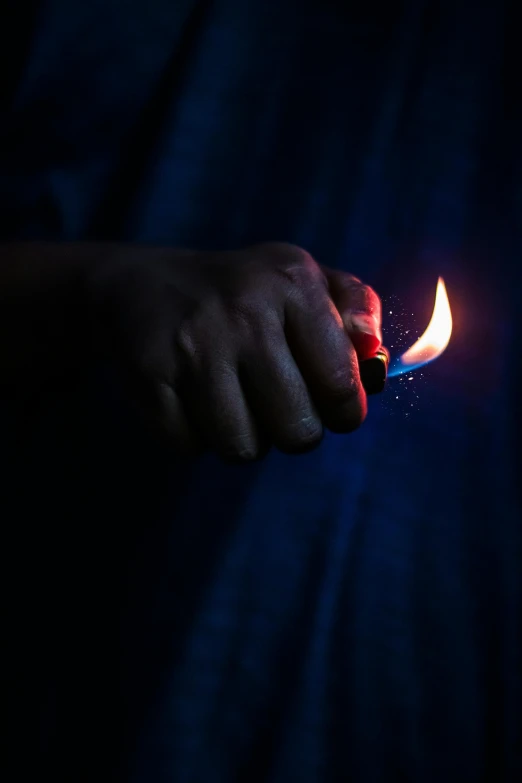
xmin=323 ymin=267 xmax=382 ymax=361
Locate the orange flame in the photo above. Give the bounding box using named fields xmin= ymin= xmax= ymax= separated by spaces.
xmin=389 ymin=278 xmax=452 ymax=376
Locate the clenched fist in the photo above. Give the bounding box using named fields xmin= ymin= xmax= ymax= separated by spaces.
xmin=88 ymin=242 xmax=382 ymax=460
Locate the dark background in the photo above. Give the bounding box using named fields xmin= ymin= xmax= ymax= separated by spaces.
xmin=2 ymin=2 xmax=521 ymax=781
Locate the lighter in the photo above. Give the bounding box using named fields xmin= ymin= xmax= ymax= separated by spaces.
xmin=359 ymin=346 xmax=390 ymax=395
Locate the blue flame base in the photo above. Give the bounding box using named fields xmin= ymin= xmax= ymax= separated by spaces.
xmin=388 ymin=358 xmax=435 ymax=378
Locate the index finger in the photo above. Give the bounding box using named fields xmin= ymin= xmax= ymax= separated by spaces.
xmin=323 ymin=269 xmax=382 ymax=361
xmin=284 ymin=281 xmax=367 ymax=434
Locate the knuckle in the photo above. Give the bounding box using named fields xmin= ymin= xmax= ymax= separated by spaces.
xmin=258 ymin=241 xmax=307 ymax=261
xmin=336 ymin=274 xmax=364 ymax=291
xmin=326 ymin=396 xmax=367 ymax=434
xmin=321 ymin=368 xmax=360 ymax=404
xmin=329 ymin=410 xmax=366 ymax=434
xmin=351 ymin=282 xmax=381 ymax=317
xmin=221 ymin=434 xmax=262 ymax=463
xmin=270 ymin=245 xmax=323 ymax=289
xmin=278 ymin=414 xmax=324 ymax=454
xmin=235 ymin=447 xmax=262 ymax=463
xmin=175 ymin=322 xmax=198 ymax=360
xmin=226 ymin=296 xmax=261 ymax=331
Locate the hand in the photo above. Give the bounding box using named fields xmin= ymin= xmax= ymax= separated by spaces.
xmin=88 ymin=242 xmax=382 ymax=460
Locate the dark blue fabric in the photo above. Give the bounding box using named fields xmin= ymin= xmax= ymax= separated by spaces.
xmin=2 ymin=2 xmax=521 ymax=781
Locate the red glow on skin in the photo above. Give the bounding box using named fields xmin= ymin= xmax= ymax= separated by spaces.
xmin=350 ymin=329 xmax=382 ymax=361
xmin=347 ymin=311 xmax=382 ymax=361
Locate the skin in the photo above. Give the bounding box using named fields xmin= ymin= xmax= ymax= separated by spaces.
xmin=89 ymin=242 xmax=382 ymax=459
xmin=0 ymin=241 xmax=382 ymax=460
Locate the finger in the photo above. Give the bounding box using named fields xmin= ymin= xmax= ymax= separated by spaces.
xmin=285 ymin=284 xmax=367 ymax=434
xmin=323 ymin=268 xmax=382 ymax=361
xmin=240 ymin=317 xmax=323 ymax=454
xmin=129 ymin=368 xmax=202 ymax=454
xmin=187 ymin=358 xmax=264 ymax=462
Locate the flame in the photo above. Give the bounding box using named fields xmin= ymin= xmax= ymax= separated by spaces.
xmin=388 ymin=277 xmax=452 ymax=377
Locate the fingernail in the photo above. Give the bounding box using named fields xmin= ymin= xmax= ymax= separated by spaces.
xmin=346 ymin=310 xmax=382 ymax=360
xmin=349 ymin=310 xmax=382 ymax=339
